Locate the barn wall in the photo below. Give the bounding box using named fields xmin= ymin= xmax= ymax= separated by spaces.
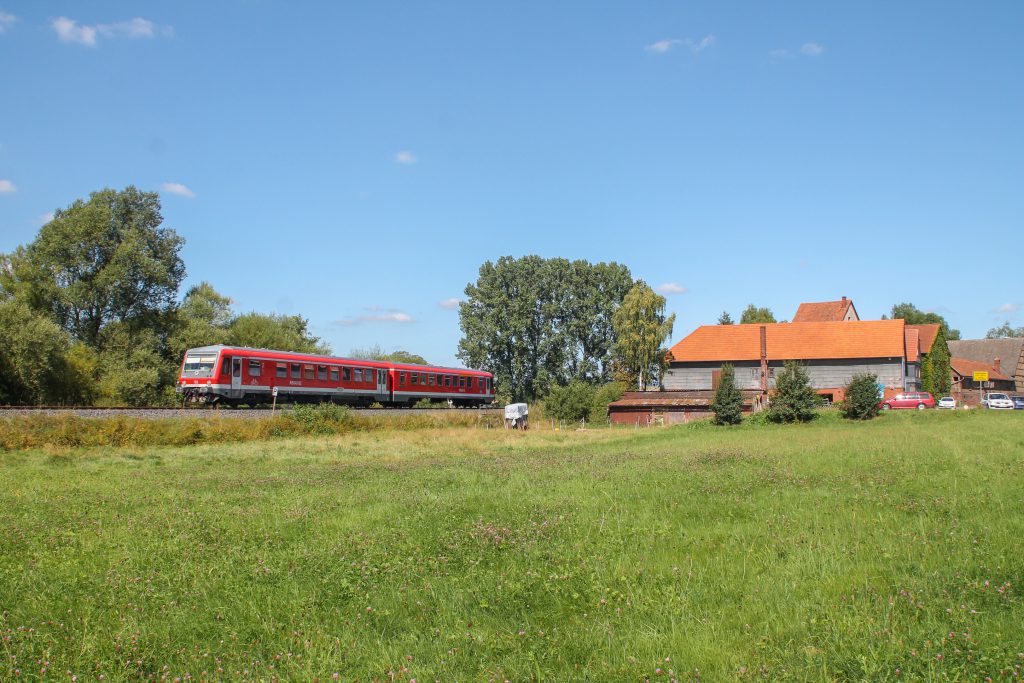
xmin=664 ymin=358 xmax=905 ymax=392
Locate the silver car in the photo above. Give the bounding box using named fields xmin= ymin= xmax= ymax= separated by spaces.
xmin=937 ymin=396 xmax=956 ymax=409
xmin=983 ymin=393 xmax=1014 ymax=410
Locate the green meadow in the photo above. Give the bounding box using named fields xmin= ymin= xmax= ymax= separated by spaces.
xmin=1 ymin=411 xmax=1022 ymax=681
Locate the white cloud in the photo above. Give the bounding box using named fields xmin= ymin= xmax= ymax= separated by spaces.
xmin=656 ymin=282 xmax=687 ymax=295
xmin=0 ymin=11 xmax=16 ymax=33
xmin=646 ymin=39 xmax=681 ymax=54
xmin=0 ymin=179 xmax=15 ymax=194
xmin=997 ymin=303 xmax=1019 ymax=314
xmin=335 ymin=308 xmax=415 ymax=326
xmin=438 ymin=298 xmax=461 ymax=310
xmin=801 ymin=42 xmax=824 ymax=57
xmin=160 ymin=182 xmax=195 ymax=198
xmin=646 ymin=35 xmax=715 ymax=55
xmin=52 ymin=16 xmax=168 ymax=46
xmin=769 ymin=48 xmax=791 ymax=59
xmin=395 ymin=151 xmax=417 ymax=165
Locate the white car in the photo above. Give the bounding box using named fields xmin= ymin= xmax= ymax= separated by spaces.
xmin=937 ymin=396 xmax=956 ymax=409
xmin=983 ymin=393 xmax=1014 ymax=410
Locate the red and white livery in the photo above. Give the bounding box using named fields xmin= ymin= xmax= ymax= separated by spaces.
xmin=177 ymin=345 xmax=494 ymax=407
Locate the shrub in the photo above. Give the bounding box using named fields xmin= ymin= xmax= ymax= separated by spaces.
xmin=544 ymin=382 xmax=596 ymax=423
xmin=711 ymin=363 xmax=743 ymax=425
xmin=288 ymin=402 xmax=352 ymax=434
xmin=767 ymin=361 xmax=819 ymax=423
xmin=840 ymin=373 xmax=881 ymax=420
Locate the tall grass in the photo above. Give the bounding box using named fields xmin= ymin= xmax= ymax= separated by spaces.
xmin=0 ymin=410 xmax=1022 ymax=680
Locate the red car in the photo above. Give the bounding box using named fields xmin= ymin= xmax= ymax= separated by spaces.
xmin=880 ymin=392 xmax=935 ymax=410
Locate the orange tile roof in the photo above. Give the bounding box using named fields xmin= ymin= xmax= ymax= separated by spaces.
xmin=907 ymin=323 xmax=940 ymax=353
xmin=950 ymin=357 xmax=1011 ymax=381
xmin=669 ymin=320 xmax=907 ymax=362
xmin=792 ymin=299 xmax=855 ymax=322
xmin=905 ymin=328 xmax=920 ymax=363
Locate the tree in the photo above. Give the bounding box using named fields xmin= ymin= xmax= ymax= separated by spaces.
xmin=717 ymin=311 xmax=734 ymax=325
xmin=227 ymin=313 xmax=329 ymax=354
xmin=457 ymin=256 xmax=633 ymax=401
xmin=611 ymin=281 xmax=676 ymax=391
xmin=986 ymin=321 xmax=1024 ymax=339
xmin=544 ymin=381 xmax=597 ymax=423
xmin=710 ymin=363 xmax=743 ymax=425
xmin=0 ymin=299 xmax=77 ymax=404
xmin=349 ymin=344 xmax=428 ymax=364
xmin=169 ymin=282 xmax=233 ymax=359
xmin=885 ymin=302 xmax=961 ymax=340
xmin=767 ymin=361 xmax=818 ymax=423
xmin=840 ymin=373 xmax=881 ymax=420
xmin=0 ymin=187 xmax=186 ymax=349
xmin=920 ymin=328 xmax=951 ymax=398
xmin=740 ymin=304 xmax=776 ymax=324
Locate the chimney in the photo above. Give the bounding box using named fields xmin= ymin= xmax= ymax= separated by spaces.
xmin=993 ymin=357 xmax=1002 ymax=373
xmin=759 ymin=325 xmax=769 ymax=395
xmin=841 ymin=296 xmax=847 ymax=301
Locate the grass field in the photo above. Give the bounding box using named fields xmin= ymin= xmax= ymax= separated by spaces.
xmin=1 ymin=411 xmax=1023 ymax=681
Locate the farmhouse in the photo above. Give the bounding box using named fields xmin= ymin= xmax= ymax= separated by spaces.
xmin=662 ymin=319 xmax=915 ymax=404
xmin=791 ymin=296 xmax=859 ymax=322
xmin=950 ymin=357 xmax=1015 ymax=396
xmin=948 ymin=337 xmax=1024 ymax=397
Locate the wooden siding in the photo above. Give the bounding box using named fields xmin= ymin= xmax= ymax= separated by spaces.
xmin=664 ymin=358 xmax=905 ymax=392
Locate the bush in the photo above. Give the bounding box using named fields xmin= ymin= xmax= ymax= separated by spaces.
xmin=840 ymin=373 xmax=881 ymax=420
xmin=711 ymin=363 xmax=743 ymax=425
xmin=767 ymin=361 xmax=819 ymax=423
xmin=544 ymin=382 xmax=596 ymax=423
xmin=288 ymin=402 xmax=352 ymax=434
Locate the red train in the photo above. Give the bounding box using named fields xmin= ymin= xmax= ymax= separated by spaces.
xmin=177 ymin=345 xmax=494 ymax=407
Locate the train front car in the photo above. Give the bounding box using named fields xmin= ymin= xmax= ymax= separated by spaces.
xmin=177 ymin=345 xmax=230 ymax=404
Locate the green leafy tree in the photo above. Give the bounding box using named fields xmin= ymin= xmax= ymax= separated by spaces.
xmin=611 ymin=281 xmax=676 ymax=391
xmin=739 ymin=304 xmax=776 ymax=324
xmin=717 ymin=311 xmax=734 ymax=325
xmin=767 ymin=361 xmax=819 ymax=423
xmin=458 ymin=256 xmax=633 ymax=401
xmin=885 ymin=302 xmax=961 ymax=340
xmin=349 ymin=344 xmax=428 ymax=364
xmin=920 ymin=328 xmax=951 ymax=398
xmin=986 ymin=321 xmax=1024 ymax=338
xmin=840 ymin=373 xmax=881 ymax=420
xmin=93 ymin=324 xmax=168 ymax=406
xmin=169 ymin=282 xmax=233 ymax=359
xmin=710 ymin=363 xmax=743 ymax=425
xmin=0 ymin=299 xmax=78 ymax=404
xmin=227 ymin=313 xmax=329 ymax=354
xmin=0 ymin=187 xmax=185 ymax=348
xmin=544 ymin=381 xmax=597 ymax=423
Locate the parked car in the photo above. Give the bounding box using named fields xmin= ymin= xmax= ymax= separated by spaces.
xmin=1013 ymin=396 xmax=1024 ymax=410
xmin=880 ymin=392 xmax=936 ymax=410
xmin=983 ymin=393 xmax=1014 ymax=410
xmin=937 ymin=396 xmax=957 ymax=409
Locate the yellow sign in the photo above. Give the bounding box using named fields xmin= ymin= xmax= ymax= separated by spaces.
xmin=972 ymin=370 xmax=989 ymax=382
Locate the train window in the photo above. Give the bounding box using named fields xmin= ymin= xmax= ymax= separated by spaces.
xmin=304 ymin=365 xmax=314 ymax=380
xmin=459 ymin=376 xmax=466 ymax=388
xmin=366 ymin=369 xmax=375 ymax=383
xmin=329 ymin=367 xmax=339 ymax=382
xmin=399 ymin=372 xmax=406 ymax=385
xmin=276 ymin=363 xmax=287 ymax=378
xmin=411 ymin=373 xmax=418 ymax=385
xmin=291 ymin=363 xmax=301 ymax=378
xmin=221 ymin=357 xmax=231 ymax=376
xmin=354 ymin=368 xmax=362 ymax=382
xmin=427 ymin=374 xmax=434 ymax=386
xmin=445 ymin=375 xmax=452 ymax=387
xmin=248 ymin=360 xmax=262 ymax=377
xmin=317 ymin=365 xmax=327 ymax=381
xmin=420 ymin=373 xmax=427 ymax=385
xmin=183 ymin=353 xmax=217 ymax=377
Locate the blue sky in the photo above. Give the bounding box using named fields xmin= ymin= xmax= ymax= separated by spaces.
xmin=1 ymin=2 xmax=1022 ymax=365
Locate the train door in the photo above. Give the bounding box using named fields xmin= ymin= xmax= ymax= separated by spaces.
xmin=231 ymin=357 xmax=243 ymax=397
xmin=377 ymin=367 xmax=388 ymax=400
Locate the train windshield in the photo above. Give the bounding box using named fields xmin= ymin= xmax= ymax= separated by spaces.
xmin=182 ymin=353 xmax=218 ymax=377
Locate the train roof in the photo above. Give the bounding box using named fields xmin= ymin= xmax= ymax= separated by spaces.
xmin=185 ymin=345 xmax=491 ymax=375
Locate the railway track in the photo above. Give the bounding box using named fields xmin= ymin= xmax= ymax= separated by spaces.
xmin=0 ymin=405 xmax=501 ymax=420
